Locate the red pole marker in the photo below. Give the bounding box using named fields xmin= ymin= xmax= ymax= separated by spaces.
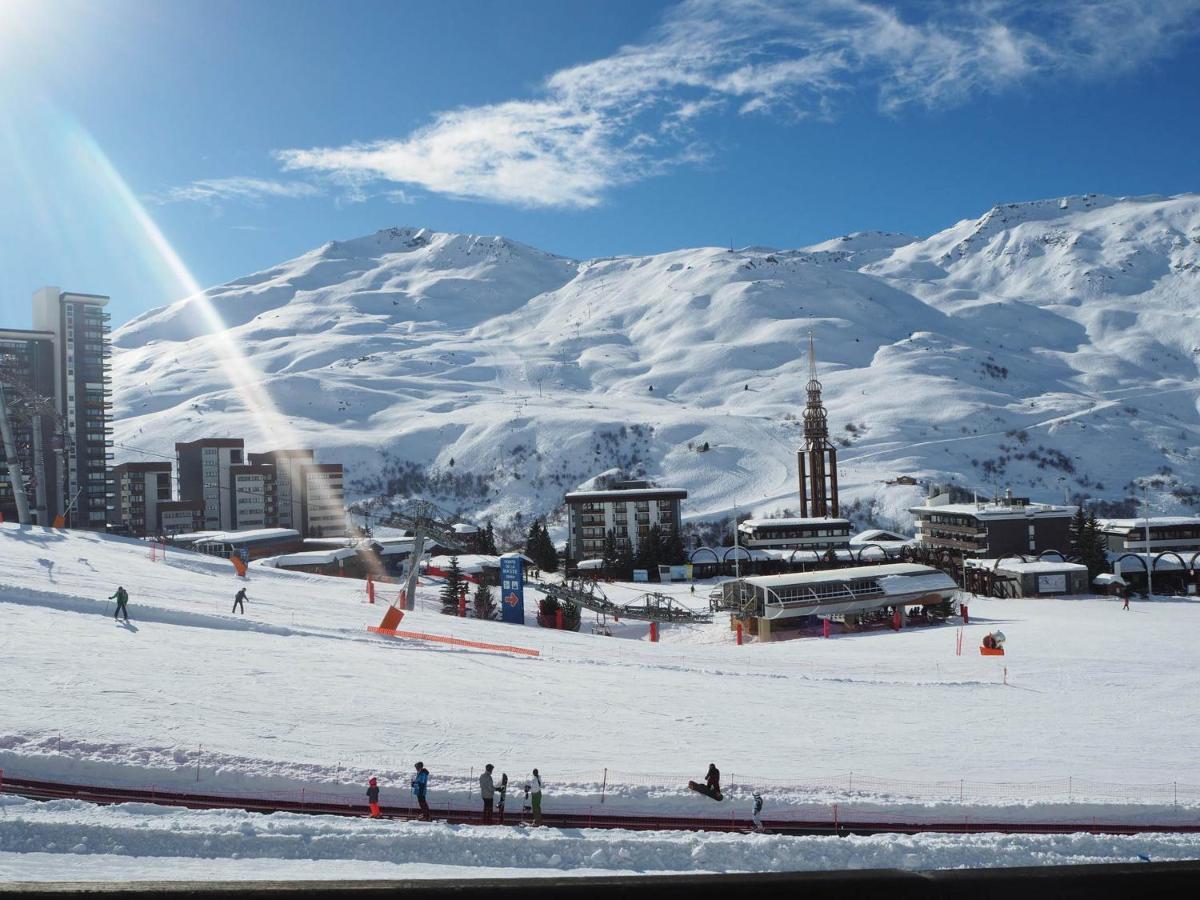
xmin=823 ymin=618 xmax=831 ymax=639
xmin=459 ymin=593 xmax=467 ymax=617
xmin=555 ymin=609 xmax=564 ymax=630
xmin=736 ymin=622 xmax=743 ymax=645
xmin=367 ymin=577 xmax=375 ymax=604
xmin=650 ymin=621 xmax=658 ymax=643
xmin=962 ymin=604 xmax=969 ymax=624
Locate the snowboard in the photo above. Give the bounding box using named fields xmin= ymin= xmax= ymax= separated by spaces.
xmin=688 ymin=780 xmax=723 ymax=801
xmin=496 ymin=773 xmax=509 ymax=822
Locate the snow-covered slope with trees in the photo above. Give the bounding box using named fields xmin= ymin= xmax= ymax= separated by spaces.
xmin=111 ymin=196 xmax=1200 ymax=535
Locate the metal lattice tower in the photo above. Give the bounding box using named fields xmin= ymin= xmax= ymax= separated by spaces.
xmin=797 ymin=332 xmax=839 ymax=518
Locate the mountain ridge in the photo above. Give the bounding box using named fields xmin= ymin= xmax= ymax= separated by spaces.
xmin=112 ymin=193 xmax=1200 ymax=536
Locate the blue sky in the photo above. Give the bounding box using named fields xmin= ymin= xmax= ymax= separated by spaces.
xmin=1 ymin=0 xmax=1199 ymax=327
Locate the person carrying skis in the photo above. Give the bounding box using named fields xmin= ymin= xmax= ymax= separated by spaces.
xmin=529 ymin=768 xmax=544 ymax=826
xmin=366 ymin=777 xmax=381 ymax=818
xmin=232 ymin=587 xmax=248 ymax=615
xmin=479 ymin=764 xmax=496 ymax=824
xmin=411 ymin=762 xmax=430 ymax=820
xmin=751 ymin=792 xmax=764 ymax=832
xmin=109 ymin=586 xmax=130 ymax=622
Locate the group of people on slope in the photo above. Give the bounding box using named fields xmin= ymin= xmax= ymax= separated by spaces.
xmin=366 ymin=763 xmax=545 ymax=825
xmin=106 ymin=585 xmax=250 ymax=622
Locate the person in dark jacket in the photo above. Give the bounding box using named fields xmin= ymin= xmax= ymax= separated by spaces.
xmin=479 ymin=764 xmax=496 ymax=824
xmin=109 ymin=586 xmax=130 ymax=622
xmin=412 ymin=762 xmax=430 ymax=820
xmin=366 ymin=777 xmax=381 ymax=818
xmin=706 ymin=763 xmax=721 ymax=794
xmin=232 ymin=587 xmax=247 ymax=615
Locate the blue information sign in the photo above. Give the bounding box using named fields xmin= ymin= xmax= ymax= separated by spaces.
xmin=499 ymin=555 xmax=526 ymax=624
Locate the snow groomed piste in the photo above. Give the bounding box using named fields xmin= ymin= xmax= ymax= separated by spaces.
xmin=4 ymin=774 xmax=1198 ymax=837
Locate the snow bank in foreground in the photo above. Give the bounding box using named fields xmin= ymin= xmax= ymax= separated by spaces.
xmin=1 ymin=797 xmax=1197 ymax=882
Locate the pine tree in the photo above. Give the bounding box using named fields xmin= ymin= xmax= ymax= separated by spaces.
xmin=1068 ymin=507 xmax=1088 ymax=560
xmin=525 ymin=521 xmax=544 ymax=568
xmin=661 ymin=526 xmax=687 ymax=566
xmin=1082 ymin=513 xmax=1109 ymax=580
xmin=601 ymin=529 xmax=618 ymax=575
xmin=472 ymin=580 xmax=498 ymax=620
xmin=615 ymin=538 xmax=635 ymax=581
xmin=636 ymin=524 xmax=663 ymax=575
xmin=539 ymin=525 xmax=559 ymax=573
xmin=483 ymin=522 xmax=498 ymax=555
xmin=439 ymin=556 xmax=464 ymax=614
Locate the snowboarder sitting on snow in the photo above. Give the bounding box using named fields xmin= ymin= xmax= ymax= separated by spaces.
xmin=411 ymin=762 xmax=431 ymax=820
xmin=366 ymin=777 xmax=381 ymax=818
xmin=109 ymin=586 xmax=130 ymax=622
xmin=480 ymin=763 xmax=496 ymax=824
xmin=232 ymin=587 xmax=248 ymax=615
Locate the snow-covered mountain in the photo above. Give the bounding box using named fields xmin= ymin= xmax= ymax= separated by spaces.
xmin=112 ymin=196 xmax=1200 ymax=534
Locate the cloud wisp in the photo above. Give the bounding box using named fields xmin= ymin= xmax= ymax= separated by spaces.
xmin=149 ymin=176 xmax=321 ymax=207
xmin=269 ymin=0 xmax=1199 ymax=209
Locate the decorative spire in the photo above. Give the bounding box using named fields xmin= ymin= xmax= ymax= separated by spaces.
xmin=803 ymin=331 xmax=829 ymax=445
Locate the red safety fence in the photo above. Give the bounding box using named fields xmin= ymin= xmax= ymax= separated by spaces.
xmin=3 ymin=773 xmax=1198 ymax=836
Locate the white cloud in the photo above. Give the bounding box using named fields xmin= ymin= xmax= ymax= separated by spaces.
xmin=150 ymin=176 xmax=321 ymax=206
xmin=276 ymin=0 xmax=1200 ymax=209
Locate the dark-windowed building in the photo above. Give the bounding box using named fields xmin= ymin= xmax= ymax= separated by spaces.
xmin=0 ymin=328 xmax=59 ymax=524
xmin=1096 ymin=517 xmax=1200 ymax=554
xmin=1 ymin=287 xmax=112 ymax=530
xmin=909 ymin=491 xmax=1074 ymax=558
xmin=738 ymin=517 xmax=852 ymax=552
xmin=565 ymin=481 xmax=686 ymax=561
xmin=112 ymin=462 xmax=172 ymax=537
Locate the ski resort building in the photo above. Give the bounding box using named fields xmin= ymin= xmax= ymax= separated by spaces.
xmin=111 ymin=462 xmax=172 ymax=537
xmin=0 ymin=328 xmax=59 ymax=525
xmin=737 ymin=517 xmax=852 ymax=552
xmin=909 ymin=491 xmax=1074 ymax=558
xmin=715 ymin=563 xmax=958 ymax=639
xmin=191 ymin=527 xmax=303 ymax=561
xmin=964 ymin=558 xmax=1090 ymax=597
xmin=176 ymin=438 xmax=345 ymax=538
xmin=1096 ymin=517 xmax=1200 ymax=553
xmin=0 ymin=288 xmax=112 ymax=530
xmin=564 ymin=481 xmax=686 ymax=561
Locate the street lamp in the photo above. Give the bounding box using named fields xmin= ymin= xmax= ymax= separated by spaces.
xmin=1142 ymin=485 xmax=1153 ymax=599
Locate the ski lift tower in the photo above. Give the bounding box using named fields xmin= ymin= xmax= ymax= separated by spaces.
xmin=372 ymin=499 xmax=470 ymax=627
xmin=0 ymin=360 xmax=71 ymax=526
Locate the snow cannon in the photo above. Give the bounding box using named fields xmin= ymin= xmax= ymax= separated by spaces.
xmin=980 ymin=630 xmax=1006 ymax=656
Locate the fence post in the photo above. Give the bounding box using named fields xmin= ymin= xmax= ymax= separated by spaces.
xmin=833 ymin=802 xmax=838 ymax=833
xmin=195 ymin=744 xmax=202 ymax=782
xmin=1068 ymin=776 xmax=1073 ymax=803
xmin=1174 ymin=782 xmax=1178 ymax=808
xmin=960 ymin=779 xmax=963 ymax=802
xmin=600 ymin=768 xmax=607 ymax=804
xmin=848 ymin=771 xmax=853 ymax=794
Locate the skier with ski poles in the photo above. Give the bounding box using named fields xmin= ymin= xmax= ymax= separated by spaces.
xmin=751 ymin=792 xmax=764 ymax=832
xmin=109 ymin=586 xmax=130 ymax=623
xmin=411 ymin=762 xmax=431 ymax=820
xmin=232 ymin=586 xmax=248 ymax=615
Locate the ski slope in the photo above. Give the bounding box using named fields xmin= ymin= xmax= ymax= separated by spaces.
xmin=3 ymin=522 xmax=1200 ymax=806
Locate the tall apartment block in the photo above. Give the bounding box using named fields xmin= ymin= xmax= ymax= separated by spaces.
xmin=177 ymin=439 xmax=344 ymax=537
xmin=112 ymin=462 xmax=172 ymax=536
xmin=175 ymin=438 xmax=245 ymax=531
xmin=0 ymin=328 xmax=59 ymax=524
xmin=0 ymin=288 xmax=112 ymax=529
xmin=564 ymin=481 xmax=686 ymax=561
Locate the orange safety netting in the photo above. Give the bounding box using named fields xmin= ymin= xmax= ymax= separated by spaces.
xmin=367 ymin=625 xmax=540 ymax=657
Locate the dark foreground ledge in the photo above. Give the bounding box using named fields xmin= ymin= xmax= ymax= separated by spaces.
xmin=4 ymin=860 xmax=1200 ymax=899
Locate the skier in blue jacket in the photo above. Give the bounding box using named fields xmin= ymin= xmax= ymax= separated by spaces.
xmin=411 ymin=762 xmax=430 ymax=820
